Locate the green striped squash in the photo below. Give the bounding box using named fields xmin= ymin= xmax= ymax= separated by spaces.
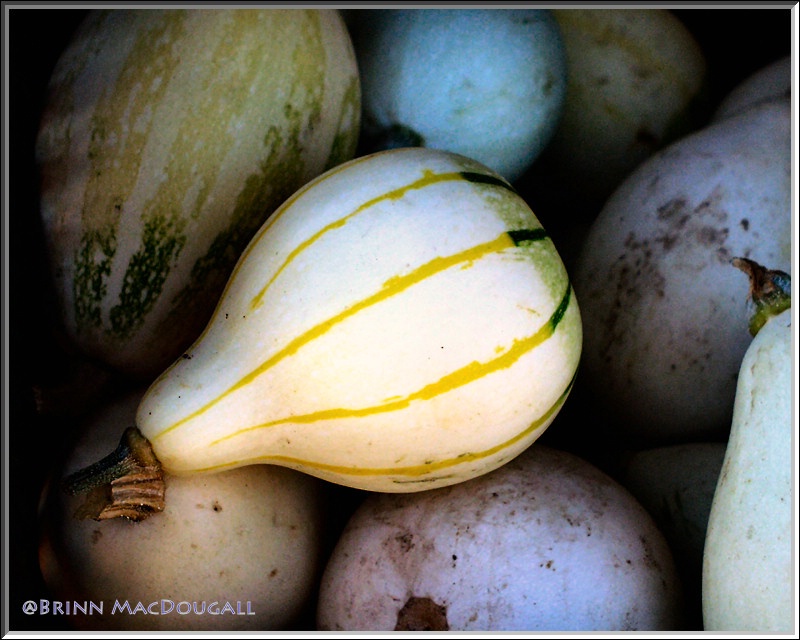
xmin=136 ymin=147 xmax=582 ymax=492
xmin=37 ymin=9 xmax=361 ymax=380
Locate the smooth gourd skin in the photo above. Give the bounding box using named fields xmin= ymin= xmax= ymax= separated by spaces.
xmin=136 ymin=148 xmax=582 ymax=492
xmin=36 ymin=9 xmax=361 ymax=380
xmin=702 ymin=309 xmax=792 ymax=632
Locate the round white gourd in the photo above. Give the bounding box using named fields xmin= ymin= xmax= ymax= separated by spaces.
xmin=39 ymin=389 xmax=328 ymax=631
xmin=713 ymin=56 xmax=791 ymax=122
xmin=351 ymin=9 xmax=567 ymax=182
xmin=317 ymin=444 xmax=684 ymax=631
xmin=572 ymin=98 xmax=790 ymax=443
xmin=623 ymin=443 xmax=726 ymax=571
xmin=541 ymin=9 xmax=707 ymax=211
xmin=623 ymin=442 xmax=726 ymax=629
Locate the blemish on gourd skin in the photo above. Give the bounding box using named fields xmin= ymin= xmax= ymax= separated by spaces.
xmin=395 ymin=596 xmax=449 ymax=631
xmin=600 ymin=186 xmax=731 ymax=367
xmin=394 ymin=532 xmax=415 ymax=553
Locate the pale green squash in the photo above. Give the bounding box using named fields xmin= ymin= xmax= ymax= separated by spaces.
xmin=702 ymin=260 xmax=792 ymax=632
xmin=37 ymin=9 xmax=360 ymax=379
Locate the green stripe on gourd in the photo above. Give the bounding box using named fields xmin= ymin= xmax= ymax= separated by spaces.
xmin=38 ymin=9 xmax=361 ymax=379
xmin=77 ymin=11 xmax=328 ymax=338
xmin=109 ymin=213 xmax=187 ymax=337
xmin=324 ymin=75 xmax=362 ymax=171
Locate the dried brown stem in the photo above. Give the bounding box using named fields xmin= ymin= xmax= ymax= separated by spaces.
xmin=732 ymin=257 xmax=791 ymax=336
xmin=62 ymin=427 xmax=165 ymax=522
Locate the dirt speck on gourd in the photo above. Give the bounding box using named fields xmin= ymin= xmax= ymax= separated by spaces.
xmin=394 ymin=532 xmax=414 ymax=553
xmin=395 ymin=596 xmax=449 ymax=631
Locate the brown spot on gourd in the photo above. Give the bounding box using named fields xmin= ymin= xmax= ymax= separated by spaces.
xmin=696 ymin=225 xmax=728 ymax=247
xmin=395 ymin=532 xmax=415 ymax=553
xmin=600 ymin=233 xmax=667 ymax=363
xmin=656 ymin=197 xmax=688 ymax=221
xmin=395 ymin=596 xmax=449 ymax=631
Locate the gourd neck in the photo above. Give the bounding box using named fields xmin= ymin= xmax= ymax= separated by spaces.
xmin=732 ymin=257 xmax=791 ymax=337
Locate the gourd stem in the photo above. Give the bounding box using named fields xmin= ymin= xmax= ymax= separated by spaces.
xmin=61 ymin=442 xmax=137 ymax=495
xmin=61 ymin=427 xmax=166 ymax=522
xmin=732 ymin=257 xmax=791 ymax=336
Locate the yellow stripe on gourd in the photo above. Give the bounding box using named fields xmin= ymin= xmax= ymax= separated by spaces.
xmin=249 ymin=169 xmax=487 ymax=311
xmin=209 ymin=283 xmax=571 ymax=446
xmin=154 ymin=230 xmax=525 ymax=441
xmin=183 ymin=368 xmax=575 ymax=478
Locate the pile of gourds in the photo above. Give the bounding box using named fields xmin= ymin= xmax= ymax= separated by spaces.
xmin=15 ymin=8 xmax=793 ymax=633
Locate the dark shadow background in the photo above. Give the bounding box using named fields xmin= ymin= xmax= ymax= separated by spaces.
xmin=5 ymin=6 xmax=793 ymax=633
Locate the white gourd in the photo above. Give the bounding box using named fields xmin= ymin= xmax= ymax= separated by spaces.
xmin=134 ymin=148 xmax=582 ymax=493
xmin=63 ymin=147 xmax=582 ymax=507
xmin=702 ymin=260 xmax=793 ymax=632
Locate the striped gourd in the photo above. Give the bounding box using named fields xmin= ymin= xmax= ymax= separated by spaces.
xmin=136 ymin=148 xmax=583 ymax=492
xmin=36 ymin=9 xmax=361 ymax=380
